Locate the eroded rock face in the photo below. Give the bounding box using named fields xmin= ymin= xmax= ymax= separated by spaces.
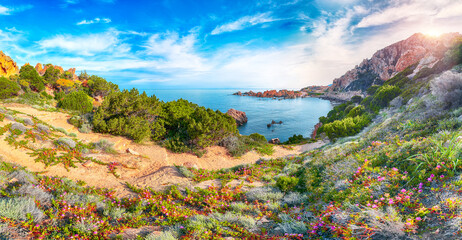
xmin=311 ymin=122 xmax=323 ymax=139
xmin=329 ymin=33 xmax=461 ymax=92
xmin=34 ymin=63 xmax=78 ymax=80
xmin=0 ymin=51 xmax=19 ymax=77
xmin=226 ymin=109 xmax=248 ymax=126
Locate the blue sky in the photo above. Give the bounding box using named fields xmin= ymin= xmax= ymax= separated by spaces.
xmin=1 ymin=0 xmax=462 ymax=90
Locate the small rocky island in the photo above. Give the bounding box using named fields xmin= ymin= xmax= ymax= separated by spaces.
xmin=233 ymin=89 xmax=307 ymax=99
xmin=226 ymin=108 xmax=248 ymax=126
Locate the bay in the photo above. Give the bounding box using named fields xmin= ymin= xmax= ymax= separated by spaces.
xmin=142 ymin=89 xmax=333 ymax=142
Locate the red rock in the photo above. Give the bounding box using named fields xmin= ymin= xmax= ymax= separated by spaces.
xmin=268 ymin=138 xmax=280 ymax=144
xmin=311 ymin=122 xmax=323 ymax=139
xmin=0 ymin=51 xmax=19 ymax=77
xmin=226 ymin=109 xmax=248 ymax=126
xmin=329 ymin=33 xmax=461 ymax=92
xmin=237 ymin=89 xmax=304 ymax=99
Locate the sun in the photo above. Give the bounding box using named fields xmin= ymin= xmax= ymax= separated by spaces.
xmin=422 ymin=29 xmax=443 ymax=37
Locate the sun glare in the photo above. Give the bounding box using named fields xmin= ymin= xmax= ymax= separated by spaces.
xmin=422 ymin=29 xmax=443 ymax=37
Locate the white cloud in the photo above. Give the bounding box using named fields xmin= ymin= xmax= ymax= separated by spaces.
xmin=144 ymin=32 xmax=208 ymax=71
xmin=0 ymin=4 xmax=32 ymax=15
xmin=77 ymin=17 xmax=111 ymax=25
xmin=0 ymin=5 xmax=9 ymax=15
xmin=357 ymin=0 xmax=462 ymax=29
xmin=38 ymin=31 xmax=125 ymax=56
xmin=211 ymin=12 xmax=278 ymax=35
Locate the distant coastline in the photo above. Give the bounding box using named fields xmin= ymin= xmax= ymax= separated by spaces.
xmin=233 ymin=85 xmax=353 ymax=103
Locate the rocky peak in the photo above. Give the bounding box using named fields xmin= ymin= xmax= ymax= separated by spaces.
xmin=329 ymin=32 xmax=462 ymax=92
xmin=0 ymin=51 xmax=19 ymax=77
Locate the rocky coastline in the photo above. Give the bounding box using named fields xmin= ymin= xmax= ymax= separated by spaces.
xmin=233 ymin=89 xmax=308 ymax=99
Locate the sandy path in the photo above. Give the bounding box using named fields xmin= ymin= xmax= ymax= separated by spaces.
xmin=0 ymin=103 xmax=317 ymax=196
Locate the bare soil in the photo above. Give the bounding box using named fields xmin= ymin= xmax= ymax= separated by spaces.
xmin=0 ymin=103 xmax=326 ymax=196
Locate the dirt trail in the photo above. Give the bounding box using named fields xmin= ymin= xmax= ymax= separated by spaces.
xmin=0 ymin=103 xmax=324 ymax=196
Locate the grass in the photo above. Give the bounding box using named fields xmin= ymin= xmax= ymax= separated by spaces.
xmin=0 ymin=71 xmax=462 ymax=239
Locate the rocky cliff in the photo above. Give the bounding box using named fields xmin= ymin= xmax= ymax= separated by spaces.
xmin=330 ymin=33 xmax=461 ymax=92
xmin=0 ymin=51 xmax=19 ymax=77
xmin=35 ymin=63 xmax=78 ymax=80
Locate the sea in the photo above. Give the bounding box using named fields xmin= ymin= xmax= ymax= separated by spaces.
xmin=142 ymin=89 xmax=333 ymax=142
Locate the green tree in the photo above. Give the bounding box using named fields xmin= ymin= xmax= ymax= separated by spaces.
xmin=87 ymin=75 xmax=119 ymax=98
xmin=19 ymin=65 xmax=44 ymax=92
xmin=58 ymin=90 xmax=93 ymax=114
xmin=0 ymin=77 xmax=20 ymax=99
xmin=43 ymin=67 xmax=61 ymax=86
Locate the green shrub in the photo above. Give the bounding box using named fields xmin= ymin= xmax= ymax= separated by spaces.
xmin=284 ymin=134 xmax=305 ymax=144
xmin=19 ymin=64 xmax=44 ymax=92
xmin=346 ymin=105 xmax=365 ymax=118
xmin=351 ymin=95 xmax=363 ymax=103
xmin=323 ymin=114 xmax=372 ymax=140
xmin=276 ymin=176 xmax=299 ymax=192
xmin=86 ymin=75 xmax=119 ymax=98
xmin=0 ymin=77 xmax=20 ymax=99
xmin=58 ymin=90 xmax=93 ymax=114
xmin=367 ymin=85 xmax=402 ymax=112
xmin=43 ymin=66 xmax=60 ymax=86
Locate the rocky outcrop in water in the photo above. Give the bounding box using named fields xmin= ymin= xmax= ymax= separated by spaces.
xmin=226 ymin=109 xmax=248 ymax=126
xmin=329 ymin=33 xmax=461 ymax=92
xmin=0 ymin=51 xmax=19 ymax=77
xmin=234 ymin=89 xmax=306 ymax=99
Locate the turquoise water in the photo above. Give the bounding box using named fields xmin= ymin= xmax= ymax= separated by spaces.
xmin=142 ymin=89 xmax=333 ymax=142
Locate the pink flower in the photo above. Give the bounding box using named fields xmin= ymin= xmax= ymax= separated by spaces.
xmin=401 ymin=189 xmax=406 ymax=193
xmin=416 ymin=217 xmax=422 ymax=221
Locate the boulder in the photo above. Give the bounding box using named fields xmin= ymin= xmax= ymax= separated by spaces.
xmin=268 ymin=138 xmax=280 ymax=144
xmin=57 ymin=138 xmax=76 ymax=149
xmin=23 ymin=118 xmax=34 ymax=126
xmin=126 ymin=148 xmax=140 ymax=155
xmin=226 ymin=109 xmax=248 ymax=126
xmin=4 ymin=114 xmax=14 ymax=121
xmin=11 ymin=122 xmax=27 ymax=134
xmin=37 ymin=124 xmax=50 ymax=134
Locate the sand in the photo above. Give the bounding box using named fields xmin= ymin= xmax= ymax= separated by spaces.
xmin=0 ymin=103 xmax=327 ymax=196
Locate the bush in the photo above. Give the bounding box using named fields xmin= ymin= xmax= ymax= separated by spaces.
xmin=0 ymin=77 xmax=20 ymax=99
xmin=19 ymin=64 xmax=44 ymax=92
xmin=0 ymin=197 xmax=44 ymax=223
xmin=43 ymin=66 xmax=60 ymax=86
xmin=93 ymin=89 xmax=164 ymax=143
xmin=58 ymin=90 xmax=93 ymax=113
xmin=86 ymin=75 xmax=119 ymax=98
xmin=284 ymin=134 xmax=305 ymax=144
xmin=431 ymin=71 xmax=462 ymax=109
xmin=368 ymin=85 xmax=401 ymax=112
xmin=351 ymin=95 xmax=363 ymax=103
xmin=276 ymin=176 xmax=299 ymax=192
xmin=323 ymin=114 xmax=372 ymax=140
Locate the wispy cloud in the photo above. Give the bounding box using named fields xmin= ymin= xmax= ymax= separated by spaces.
xmin=0 ymin=4 xmax=33 ymax=15
xmin=38 ymin=31 xmax=128 ymax=56
xmin=211 ymin=12 xmax=278 ymax=35
xmin=144 ymin=32 xmax=208 ymax=71
xmin=77 ymin=17 xmax=112 ymax=25
xmin=357 ymin=0 xmax=462 ymax=29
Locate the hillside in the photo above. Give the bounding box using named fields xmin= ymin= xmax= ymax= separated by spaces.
xmin=0 ymin=34 xmax=460 ymax=239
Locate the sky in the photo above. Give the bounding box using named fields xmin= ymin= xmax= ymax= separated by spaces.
xmin=0 ymin=0 xmax=462 ymax=90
